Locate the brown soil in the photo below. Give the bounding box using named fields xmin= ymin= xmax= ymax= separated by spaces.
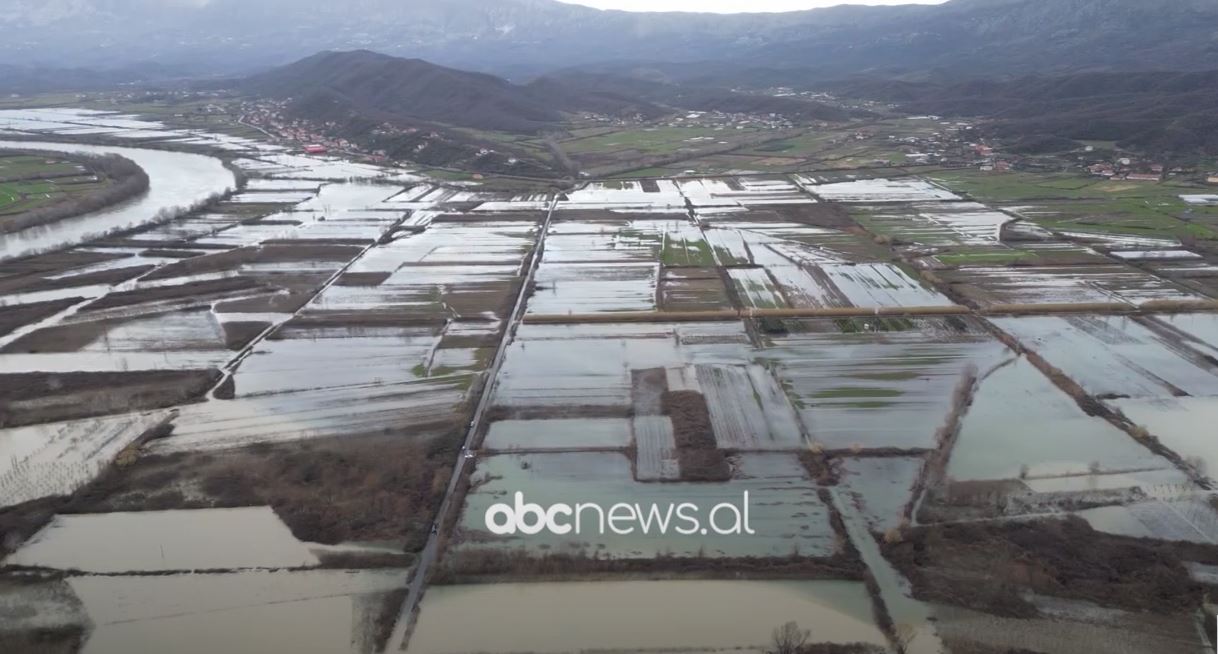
xmin=882 ymin=516 xmax=1211 ymax=617
xmin=0 ymin=264 xmax=153 ymax=296
xmin=0 ymin=497 xmax=64 ymax=558
xmin=0 ymin=625 xmax=84 ymax=654
xmin=662 ymin=390 xmax=731 ymax=482
xmin=799 ymin=450 xmax=840 ymax=485
xmin=0 ymin=249 xmax=124 ymax=278
xmin=335 ymin=271 xmax=393 ymax=286
xmin=274 ymin=312 xmax=447 ymax=332
xmin=0 ymin=298 xmax=80 ymax=338
xmin=0 ymin=369 xmax=221 ymax=428
xmin=212 ymin=291 xmax=315 ymax=314
xmin=86 ymin=276 xmax=265 ymax=311
xmin=2 ymin=318 xmax=114 ymax=353
xmin=143 ymin=244 xmax=362 ymax=281
xmin=222 ymin=321 xmax=271 ymax=350
xmin=749 ymin=203 xmax=854 ymax=230
xmin=66 ymin=430 xmax=464 ymax=550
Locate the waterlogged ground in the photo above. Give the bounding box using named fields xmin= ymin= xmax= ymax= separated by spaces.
xmin=408 ymin=579 xmax=888 ymax=654
xmin=4 ymin=107 xmax=1218 ymax=654
xmin=455 ymin=452 xmax=837 ymax=558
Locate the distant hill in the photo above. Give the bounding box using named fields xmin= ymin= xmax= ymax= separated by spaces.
xmin=243 ymin=51 xmax=855 ymax=135
xmin=4 ymin=0 xmax=1218 ymax=80
xmin=243 ymin=51 xmax=565 ymax=134
xmin=825 ymin=70 xmax=1218 ymax=157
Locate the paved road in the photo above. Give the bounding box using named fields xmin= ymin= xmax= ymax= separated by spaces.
xmin=382 ymin=196 xmax=557 ymax=653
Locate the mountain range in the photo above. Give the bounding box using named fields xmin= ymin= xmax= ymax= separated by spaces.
xmin=4 ymin=0 xmax=1218 ymax=81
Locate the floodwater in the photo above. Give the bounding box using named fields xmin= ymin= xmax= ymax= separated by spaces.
xmin=69 ymin=569 xmax=407 ymax=654
xmin=408 ymin=579 xmax=888 ymax=654
xmin=457 ymin=451 xmax=837 ymax=558
xmin=0 ymin=141 xmax=236 ymax=260
xmin=947 ymin=358 xmax=1180 ymax=483
xmin=5 ymin=507 xmax=319 ymax=572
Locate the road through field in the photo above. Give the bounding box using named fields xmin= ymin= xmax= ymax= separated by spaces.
xmin=383 ymin=195 xmax=558 ymax=653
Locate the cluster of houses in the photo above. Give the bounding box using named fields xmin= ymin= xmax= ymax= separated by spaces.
xmin=1087 ymin=158 xmax=1168 ymax=181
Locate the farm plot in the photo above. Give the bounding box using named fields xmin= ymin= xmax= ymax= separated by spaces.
xmin=658 ymin=267 xmax=732 ymax=311
xmin=483 ymin=418 xmax=633 ymax=451
xmin=930 ymin=169 xmax=1216 ymax=241
xmin=792 ymin=263 xmax=953 ymax=309
xmin=852 ymin=201 xmax=1014 ymax=247
xmin=490 ymin=322 xmax=752 ymax=410
xmin=559 ymin=180 xmax=686 ymax=211
xmin=767 ymin=318 xmax=1010 ymax=451
xmin=947 ymin=358 xmax=1185 ymax=487
xmin=409 ymin=580 xmax=887 ymax=654
xmin=149 ymin=376 xmax=467 ymax=453
xmin=0 ymin=410 xmax=169 ymax=508
xmin=5 ymin=507 xmax=319 ymax=572
xmin=528 ymin=262 xmax=659 ymax=315
xmin=1150 ymin=312 xmax=1218 ymax=349
xmin=695 ymin=364 xmax=806 ymax=450
xmin=3 ymin=307 xmax=230 ymax=355
xmin=633 ymin=415 xmax=680 ymax=481
xmin=319 ymin=218 xmax=538 ymax=320
xmin=700 ymin=219 xmax=887 ymax=266
xmin=31 ymin=569 xmax=409 ymax=654
xmin=224 ymin=324 xmax=444 ymax=397
xmin=1112 ymin=397 xmax=1218 ymax=483
xmin=543 ymin=215 xmax=670 ymax=263
xmin=676 ymin=176 xmax=813 ymax=208
xmin=992 ymin=315 xmax=1218 ymax=398
xmin=941 ymin=264 xmax=1203 ymax=307
xmin=130 ymin=212 xmax=248 ymax=244
xmin=1077 ymin=495 xmax=1218 ymax=544
xmin=728 ymin=267 xmax=788 ymax=309
xmin=796 ymin=176 xmax=961 ymax=203
xmin=453 ymin=451 xmax=837 ymax=558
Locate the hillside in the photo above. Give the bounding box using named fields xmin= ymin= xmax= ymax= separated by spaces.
xmin=243 ymin=51 xmax=856 ymax=135
xmin=243 ymin=51 xmax=565 ymax=134
xmin=3 ymin=0 xmax=1217 ymax=80
xmin=825 ymin=70 xmax=1218 ymax=157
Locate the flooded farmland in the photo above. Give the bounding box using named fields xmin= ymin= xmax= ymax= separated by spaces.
xmin=3 ymin=106 xmax=1218 ymax=654
xmin=408 ymin=580 xmax=889 ymax=654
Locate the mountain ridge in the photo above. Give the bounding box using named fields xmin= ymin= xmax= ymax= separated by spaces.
xmin=3 ymin=0 xmax=1217 ymax=80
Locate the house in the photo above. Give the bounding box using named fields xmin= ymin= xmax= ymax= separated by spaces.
xmin=304 ymin=144 xmax=327 ymax=155
xmin=1207 ymin=175 xmax=1218 ymax=185
xmin=1125 ymin=173 xmax=1161 ymax=182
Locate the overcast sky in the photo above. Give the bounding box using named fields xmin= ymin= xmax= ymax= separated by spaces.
xmin=559 ymin=0 xmax=947 ymax=12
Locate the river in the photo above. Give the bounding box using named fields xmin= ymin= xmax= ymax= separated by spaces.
xmin=0 ymin=141 xmax=236 ymax=261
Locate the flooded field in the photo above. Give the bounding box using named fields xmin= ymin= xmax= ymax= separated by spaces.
xmin=766 ymin=318 xmax=1008 ymax=450
xmin=408 ymin=579 xmax=888 ymax=654
xmin=5 ymin=106 xmax=1218 ymax=654
xmin=453 ymin=451 xmax=837 ymax=559
xmin=993 ymin=314 xmax=1218 ymax=397
xmin=947 ymin=358 xmax=1184 ymax=486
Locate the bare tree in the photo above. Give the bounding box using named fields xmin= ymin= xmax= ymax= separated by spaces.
xmin=769 ymin=621 xmax=810 ymax=654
